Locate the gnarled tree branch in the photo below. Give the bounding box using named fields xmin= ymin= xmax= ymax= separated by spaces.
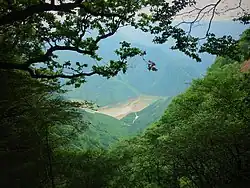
xmin=0 ymin=2 xmax=123 ymax=26
xmin=25 ymin=45 xmax=94 ymax=65
xmin=30 ymin=70 xmax=96 ymax=79
xmin=175 ymin=0 xmax=245 ymax=39
xmin=0 ymin=60 xmax=96 ymax=79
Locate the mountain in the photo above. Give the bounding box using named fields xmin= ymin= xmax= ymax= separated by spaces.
xmin=62 ymin=21 xmax=248 ymax=149
xmin=69 ymin=96 xmax=172 ymax=149
xmin=70 ymin=97 xmax=172 ymax=149
xmin=67 ymin=76 xmax=141 ymax=107
xmin=64 ymin=41 xmax=212 ymax=106
xmin=70 ymin=95 xmax=169 ymax=149
xmin=121 ymin=97 xmax=173 ymax=135
xmin=63 ymin=21 xmax=248 ymax=107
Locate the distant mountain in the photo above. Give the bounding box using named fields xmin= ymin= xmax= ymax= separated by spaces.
xmin=122 ymin=97 xmax=173 ymax=135
xmin=63 ymin=21 xmax=248 ymax=107
xmin=66 ymin=76 xmax=141 ymax=107
xmin=62 ymin=21 xmax=249 ymax=149
xmin=64 ymin=41 xmax=212 ymax=106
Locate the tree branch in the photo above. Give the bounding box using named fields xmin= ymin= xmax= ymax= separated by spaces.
xmin=0 ymin=24 xmax=121 ymax=79
xmin=0 ymin=3 xmax=77 ymax=26
xmin=0 ymin=61 xmax=29 ymax=70
xmin=0 ymin=60 xmax=96 ymax=79
xmin=25 ymin=45 xmax=94 ymax=65
xmin=200 ymin=0 xmax=222 ymax=39
xmin=215 ymin=0 xmax=244 ymax=15
xmin=95 ymin=21 xmax=121 ymax=43
xmin=174 ymin=3 xmax=216 ymax=29
xmin=0 ymin=2 xmax=122 ymax=26
xmin=206 ymin=1 xmax=221 ymax=35
xmin=95 ymin=30 xmax=117 ymax=43
xmin=29 ymin=70 xmax=96 ymax=79
xmin=174 ymin=0 xmax=222 ymax=38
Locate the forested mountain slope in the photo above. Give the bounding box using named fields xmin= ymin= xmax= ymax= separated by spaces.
xmin=122 ymin=97 xmax=173 ymax=135
xmin=66 ymin=76 xmax=141 ymax=107
xmin=105 ymin=57 xmax=250 ymax=188
xmin=69 ymin=110 xmax=130 ymax=149
xmin=56 ymin=57 xmax=250 ymax=188
xmin=55 ymin=28 xmax=250 ymax=188
xmin=71 ymin=97 xmax=173 ymax=149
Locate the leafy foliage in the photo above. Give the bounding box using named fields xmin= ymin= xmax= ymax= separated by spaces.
xmin=0 ymin=70 xmax=85 ymax=188
xmin=0 ymin=0 xmax=192 ymax=85
xmin=103 ymin=56 xmax=250 ymax=188
xmin=1 ymin=0 xmax=247 ymax=86
xmin=69 ymin=110 xmax=130 ymax=149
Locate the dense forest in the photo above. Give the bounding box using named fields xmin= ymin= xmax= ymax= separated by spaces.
xmin=1 ymin=0 xmax=250 ymax=188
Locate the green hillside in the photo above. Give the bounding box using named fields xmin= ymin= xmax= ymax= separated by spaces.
xmin=65 ymin=75 xmax=141 ymax=107
xmin=66 ymin=96 xmax=172 ymax=149
xmin=121 ymin=97 xmax=173 ymax=135
xmin=71 ymin=110 xmax=131 ymax=149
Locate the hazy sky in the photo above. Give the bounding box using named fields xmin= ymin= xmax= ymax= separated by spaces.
xmin=176 ymin=0 xmax=250 ymax=21
xmin=116 ymin=22 xmax=248 ymax=47
xmin=138 ymin=0 xmax=250 ymax=21
xmin=116 ymin=0 xmax=250 ymax=46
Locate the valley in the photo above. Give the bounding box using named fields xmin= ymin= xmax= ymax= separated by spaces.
xmin=97 ymin=95 xmax=163 ymax=119
xmin=67 ymin=95 xmax=172 ymax=148
xmin=63 ymin=21 xmax=249 ymax=148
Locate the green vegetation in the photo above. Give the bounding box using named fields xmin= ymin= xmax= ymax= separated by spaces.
xmin=122 ymin=97 xmax=173 ymax=135
xmin=61 ymin=29 xmax=250 ymax=187
xmin=0 ymin=70 xmax=86 ymax=188
xmin=71 ymin=110 xmax=130 ymax=149
xmin=54 ymin=28 xmax=250 ymax=188
xmin=1 ymin=0 xmax=250 ymax=188
xmin=71 ymin=97 xmax=172 ymax=149
xmin=105 ymin=57 xmax=250 ymax=188
xmin=65 ymin=76 xmax=141 ymax=106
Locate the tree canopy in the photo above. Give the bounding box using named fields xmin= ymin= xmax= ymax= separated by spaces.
xmin=0 ymin=0 xmax=249 ymax=87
